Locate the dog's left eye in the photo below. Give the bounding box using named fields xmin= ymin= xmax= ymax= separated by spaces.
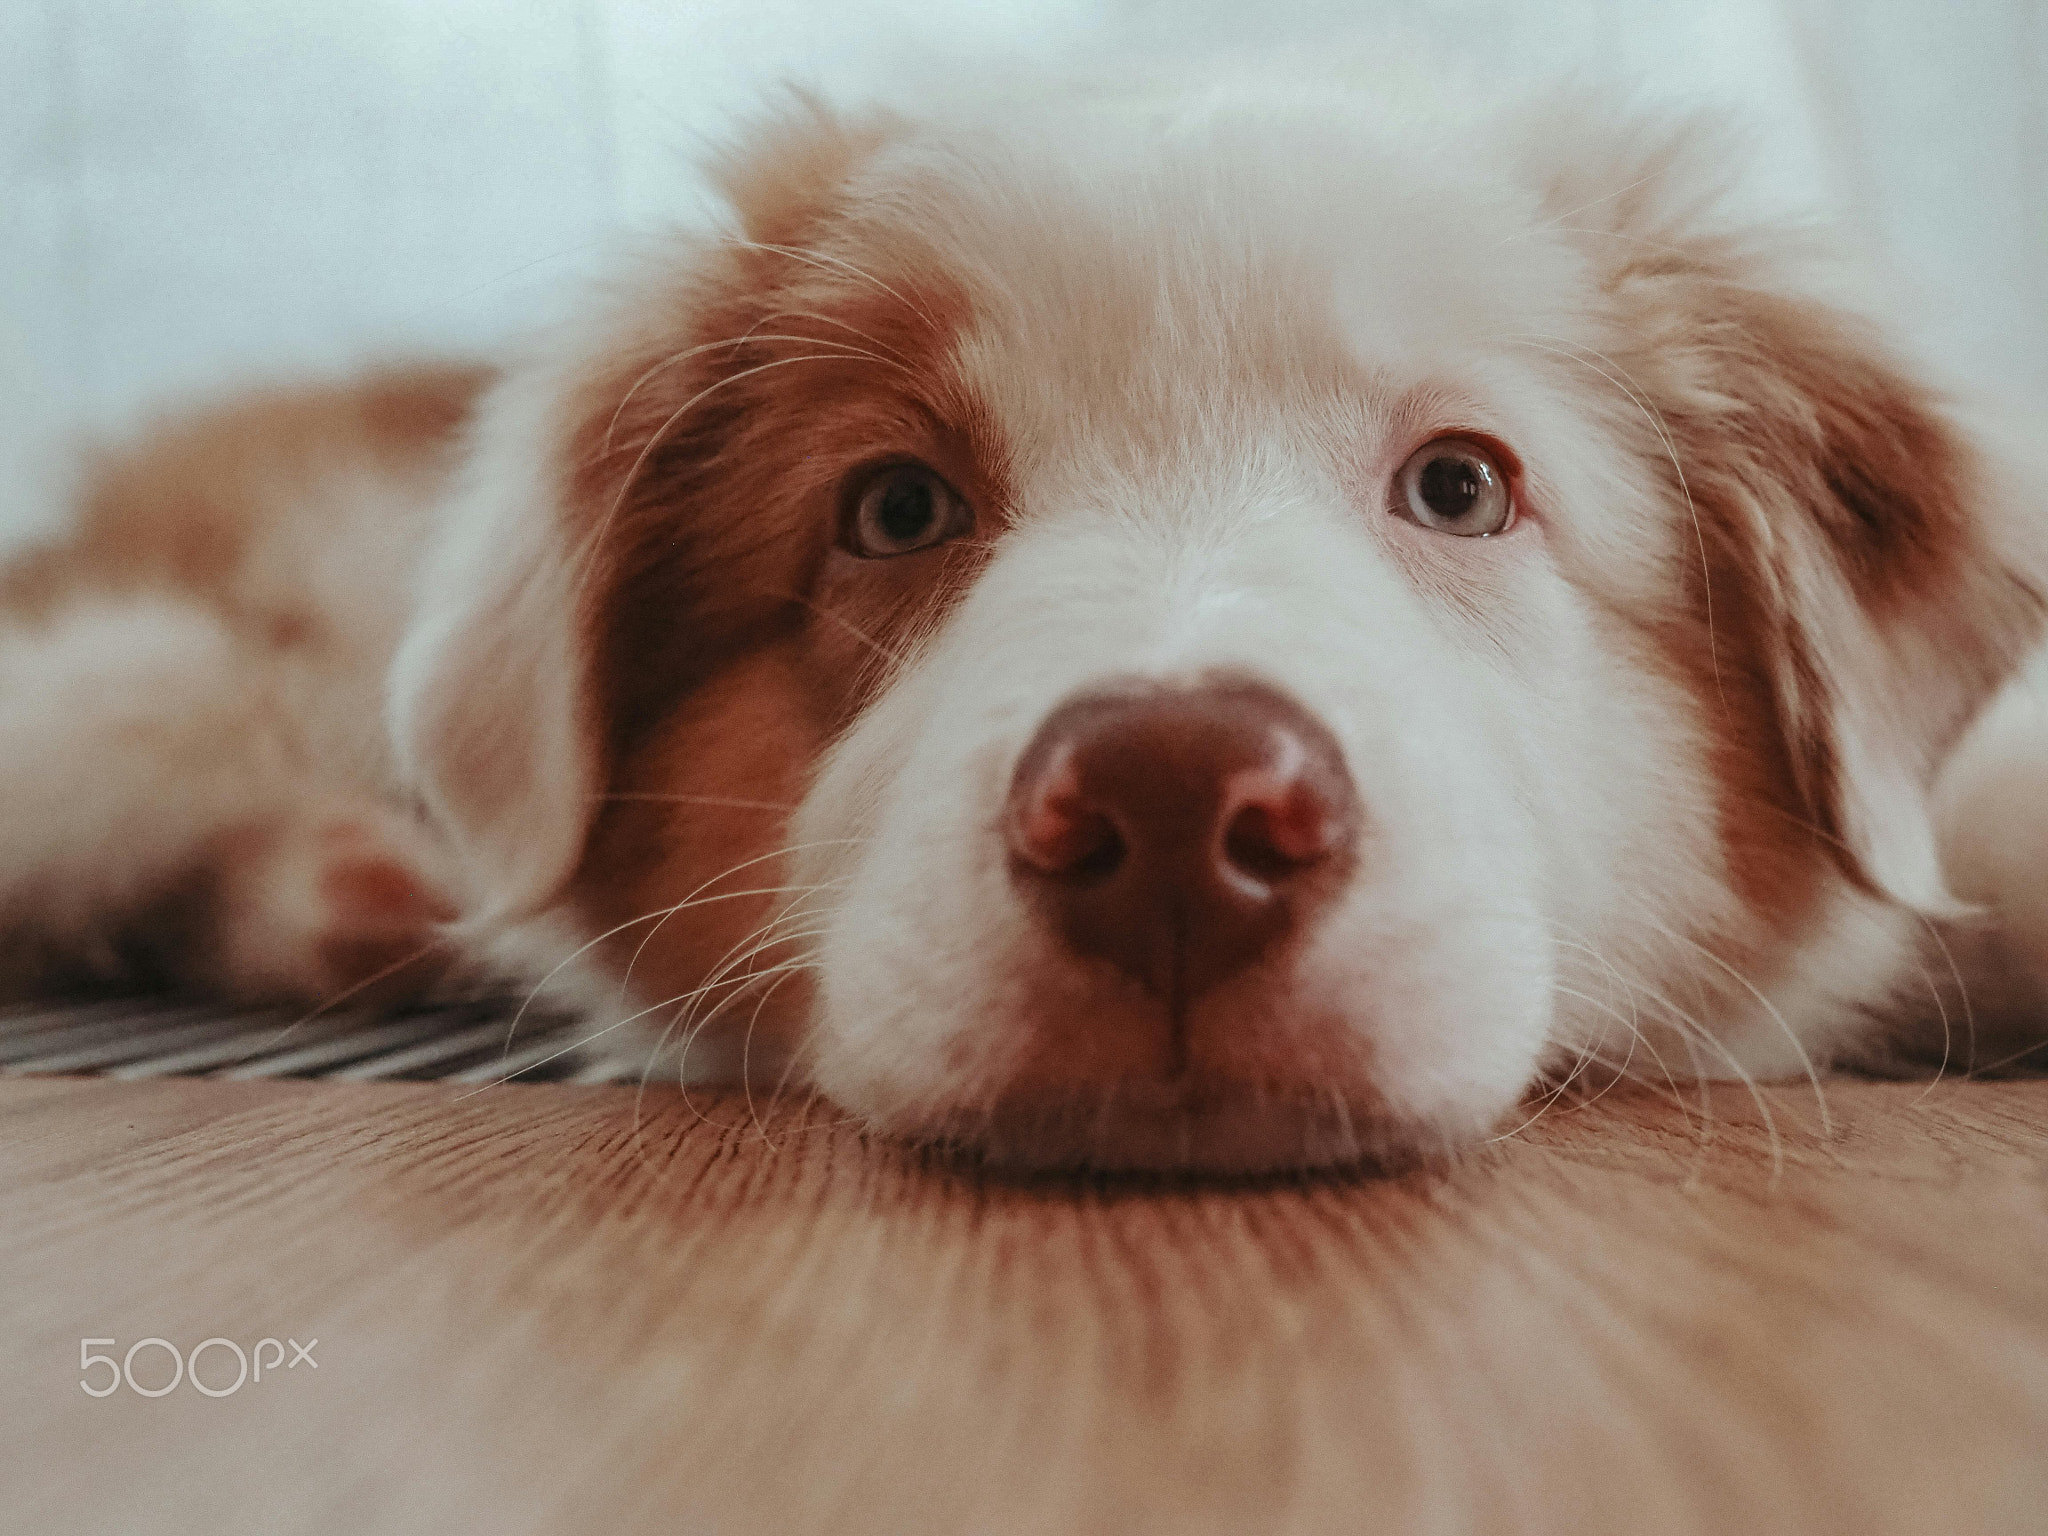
xmin=1395 ymin=438 xmax=1514 ymax=537
xmin=844 ymin=463 xmax=975 ymax=558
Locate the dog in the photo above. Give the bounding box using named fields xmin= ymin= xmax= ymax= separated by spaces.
xmin=6 ymin=69 xmax=2048 ymax=1171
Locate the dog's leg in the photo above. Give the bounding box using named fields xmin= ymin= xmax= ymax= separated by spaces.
xmin=0 ymin=595 xmax=456 ymax=1005
xmin=197 ymin=804 xmax=457 ymax=1004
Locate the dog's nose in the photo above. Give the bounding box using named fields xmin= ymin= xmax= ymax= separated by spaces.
xmin=1005 ymin=676 xmax=1359 ymax=1004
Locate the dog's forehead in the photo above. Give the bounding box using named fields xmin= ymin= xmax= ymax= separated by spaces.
xmin=843 ymin=102 xmax=1590 ymax=477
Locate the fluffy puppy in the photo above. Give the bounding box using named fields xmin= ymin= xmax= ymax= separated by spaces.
xmin=6 ymin=74 xmax=2047 ymax=1170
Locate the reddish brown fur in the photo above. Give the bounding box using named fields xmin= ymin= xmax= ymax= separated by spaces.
xmin=550 ymin=145 xmax=1012 ymax=1025
xmin=2 ymin=365 xmax=488 ymax=624
xmin=1607 ymin=256 xmax=2043 ymax=979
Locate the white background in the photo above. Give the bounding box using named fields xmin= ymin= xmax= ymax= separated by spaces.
xmin=2 ymin=0 xmax=2043 ymax=543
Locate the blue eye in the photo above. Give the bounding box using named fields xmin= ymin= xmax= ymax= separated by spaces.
xmin=846 ymin=463 xmax=974 ymax=558
xmin=1396 ymin=438 xmax=1514 ymax=536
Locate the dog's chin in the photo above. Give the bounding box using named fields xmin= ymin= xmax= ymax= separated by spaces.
xmin=901 ymin=1079 xmax=1481 ymax=1178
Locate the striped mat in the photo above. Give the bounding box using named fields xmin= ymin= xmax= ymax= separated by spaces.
xmin=0 ymin=997 xmax=631 ymax=1085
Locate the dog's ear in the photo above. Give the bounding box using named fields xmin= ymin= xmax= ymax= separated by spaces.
xmin=388 ymin=369 xmax=601 ymax=924
xmin=389 ymin=98 xmax=906 ymax=923
xmin=1687 ymin=302 xmax=2047 ymax=912
xmin=1531 ymin=111 xmax=2048 ymax=911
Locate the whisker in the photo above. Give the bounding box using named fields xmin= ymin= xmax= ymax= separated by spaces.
xmin=1731 ymin=793 xmax=1983 ymax=1085
xmin=1635 ymin=911 xmax=1831 ymax=1139
xmin=1505 ymin=169 xmax=1667 ymax=244
xmin=619 ymin=864 xmax=847 ymax=1007
xmin=801 ymin=597 xmax=908 ymax=668
xmin=657 ymin=946 xmax=828 ymax=1147
xmin=1965 ymin=1036 xmax=2048 ymax=1076
xmin=1617 ymin=971 xmax=1784 ymax=1180
xmin=1508 ymin=333 xmax=1720 ymax=703
xmin=729 ymin=239 xmax=944 ymax=335
xmin=595 ymin=792 xmax=798 ymax=811
xmin=1536 ymin=224 xmax=1697 ymax=259
xmin=1486 ymin=1033 xmax=1602 ymax=1145
xmin=743 ymin=306 xmax=917 ymax=367
xmin=1540 ymin=912 xmax=1784 ymax=1175
xmin=451 ymin=1003 xmax=653 ymax=1097
xmin=600 ymin=333 xmax=900 ymax=455
xmin=739 ymin=964 xmax=812 ymax=1143
xmin=575 ymin=353 xmax=882 ymax=601
xmin=461 ymin=839 xmax=865 ymax=1089
xmin=1551 ymin=982 xmax=1690 ymax=1122
xmin=663 ymin=913 xmax=838 ymax=1061
xmin=1544 ymin=927 xmax=1688 ymax=1126
xmin=1547 ymin=930 xmax=1697 ymax=1113
xmin=608 ymin=836 xmax=863 ymax=1001
xmin=645 ymin=893 xmax=845 ymax=1077
xmin=589 ymin=922 xmax=825 ymax=1103
xmin=1915 ymin=917 xmax=1976 ymax=1092
xmin=198 ymin=932 xmax=460 ymax=1073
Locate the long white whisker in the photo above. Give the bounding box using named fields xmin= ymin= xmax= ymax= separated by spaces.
xmin=731 ymin=239 xmax=943 ymax=334
xmin=797 ymin=594 xmax=908 ymax=667
xmin=1537 ymin=224 xmax=1695 ymax=259
xmin=1550 ymin=982 xmax=1691 ymax=1123
xmin=1546 ymin=928 xmax=1691 ymax=1126
xmin=462 ymin=839 xmax=863 ymax=1087
xmin=1636 ymin=912 xmax=1831 ymax=1139
xmin=576 ymin=353 xmax=876 ymax=599
xmin=643 ymin=950 xmax=824 ymax=1146
xmin=1487 ymin=1032 xmax=1602 ymax=1145
xmin=745 ymin=305 xmax=916 ymax=367
xmin=1509 ymin=333 xmax=1720 ymax=703
xmin=608 ymin=837 xmax=862 ymax=1000
xmin=660 ymin=932 xmax=833 ymax=1142
xmin=1914 ymin=917 xmax=1976 ymax=1096
xmin=620 ymin=863 xmax=846 ymax=1006
xmin=595 ymin=792 xmax=797 ymax=811
xmin=600 ymin=333 xmax=899 ymax=454
xmin=1506 ymin=169 xmax=1667 ymax=243
xmin=740 ymin=964 xmax=813 ymax=1143
xmin=1617 ymin=970 xmax=1785 ymax=1180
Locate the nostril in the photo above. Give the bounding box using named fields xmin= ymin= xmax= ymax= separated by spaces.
xmin=1066 ymin=820 xmax=1125 ymax=880
xmin=1018 ymin=803 xmax=1124 ymax=879
xmin=1219 ymin=761 xmax=1349 ymax=884
xmin=1009 ymin=757 xmax=1126 ymax=879
xmin=1222 ymin=802 xmax=1307 ymax=882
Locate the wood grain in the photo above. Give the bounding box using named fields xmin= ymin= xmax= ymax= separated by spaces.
xmin=4 ymin=1074 xmax=2047 ymax=1535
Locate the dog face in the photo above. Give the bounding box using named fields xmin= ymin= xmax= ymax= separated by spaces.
xmin=392 ymin=83 xmax=2044 ymax=1171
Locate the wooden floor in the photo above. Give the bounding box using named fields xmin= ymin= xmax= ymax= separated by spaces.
xmin=5 ymin=1073 xmax=2048 ymax=1535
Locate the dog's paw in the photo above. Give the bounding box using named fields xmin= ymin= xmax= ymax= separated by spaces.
xmin=202 ymin=806 xmax=460 ymax=1007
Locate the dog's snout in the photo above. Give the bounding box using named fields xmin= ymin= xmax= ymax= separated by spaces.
xmin=1005 ymin=677 xmax=1359 ymax=1003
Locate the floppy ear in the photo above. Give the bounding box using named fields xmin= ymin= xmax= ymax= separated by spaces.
xmin=389 ymin=96 xmax=906 ymax=924
xmin=1534 ymin=112 xmax=2048 ymax=911
xmin=387 ymin=366 xmax=601 ymax=924
xmin=1686 ymin=303 xmax=2047 ymax=912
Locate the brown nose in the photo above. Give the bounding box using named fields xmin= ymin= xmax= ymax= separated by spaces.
xmin=1005 ymin=676 xmax=1359 ymax=1007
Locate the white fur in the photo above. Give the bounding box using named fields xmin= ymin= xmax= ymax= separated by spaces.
xmin=387 ymin=357 xmax=600 ymax=925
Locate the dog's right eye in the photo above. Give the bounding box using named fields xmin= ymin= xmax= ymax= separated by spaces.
xmin=843 ymin=463 xmax=975 ymax=559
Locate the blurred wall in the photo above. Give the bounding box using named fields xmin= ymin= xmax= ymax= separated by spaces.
xmin=2 ymin=0 xmax=2043 ymax=542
